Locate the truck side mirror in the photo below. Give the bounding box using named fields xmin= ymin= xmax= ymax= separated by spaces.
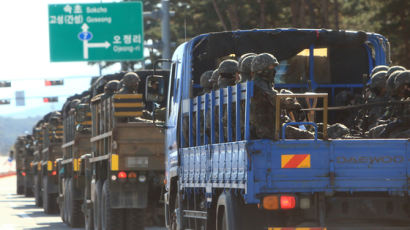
xmin=145 ymin=75 xmax=165 ymax=103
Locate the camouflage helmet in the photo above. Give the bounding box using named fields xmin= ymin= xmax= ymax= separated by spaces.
xmin=70 ymin=99 xmax=81 ymax=109
xmin=327 ymin=123 xmax=350 ymax=139
xmin=218 ymin=59 xmax=238 ymax=75
xmin=200 ymin=70 xmax=214 ymax=90
xmin=239 ymin=54 xmax=256 ymax=82
xmin=386 ymin=70 xmax=403 ymax=95
xmin=104 ymin=80 xmax=120 ymax=93
xmin=394 ymin=70 xmax=410 ymax=90
xmin=386 ymin=66 xmax=406 ymax=78
xmin=369 ymin=71 xmax=387 ymax=90
xmin=370 ymin=65 xmax=388 ymax=77
xmin=210 ymin=69 xmax=219 ymax=89
xmin=122 ymin=72 xmax=141 ymax=89
xmin=238 ymin=53 xmax=256 ymax=66
xmin=251 ymin=53 xmax=279 ymax=75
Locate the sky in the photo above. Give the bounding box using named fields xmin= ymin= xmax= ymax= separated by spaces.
xmin=0 ymin=0 xmax=125 ymax=118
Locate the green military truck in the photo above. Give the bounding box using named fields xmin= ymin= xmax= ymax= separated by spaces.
xmin=58 ymin=90 xmax=91 ymax=227
xmin=21 ymin=135 xmax=35 ymax=197
xmin=40 ymin=111 xmax=64 ymax=214
xmin=82 ymin=70 xmax=168 ymax=230
xmin=14 ymin=136 xmax=25 ymax=195
xmin=32 ymin=120 xmax=44 ymax=207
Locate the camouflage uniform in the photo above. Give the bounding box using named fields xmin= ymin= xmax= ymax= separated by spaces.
xmin=250 ymin=53 xmax=313 ymax=139
xmin=217 ymin=59 xmax=239 ymax=142
xmin=362 ymin=71 xmax=389 ymax=130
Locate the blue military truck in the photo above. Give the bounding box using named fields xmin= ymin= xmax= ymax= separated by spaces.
xmin=157 ymin=29 xmax=410 ymax=230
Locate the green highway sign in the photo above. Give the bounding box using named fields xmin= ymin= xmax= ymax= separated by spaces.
xmin=48 ymin=2 xmax=143 ymax=62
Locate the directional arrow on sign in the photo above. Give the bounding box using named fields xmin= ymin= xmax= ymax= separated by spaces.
xmin=87 ymin=41 xmax=111 ymax=48
xmin=80 ymin=23 xmax=111 ymax=59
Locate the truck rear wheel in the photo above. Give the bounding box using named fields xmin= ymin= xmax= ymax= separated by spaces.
xmin=24 ymin=178 xmax=33 ymax=197
xmin=101 ymin=180 xmax=124 ymax=230
xmin=17 ymin=175 xmax=24 ymax=195
xmin=125 ymin=208 xmax=145 ymax=230
xmin=69 ymin=178 xmax=84 ymax=227
xmin=34 ymin=175 xmax=43 ymax=207
xmin=43 ymin=176 xmax=58 ymax=214
xmin=93 ymin=180 xmax=103 ymax=230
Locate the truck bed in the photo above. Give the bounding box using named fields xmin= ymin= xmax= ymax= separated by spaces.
xmin=180 ymin=139 xmax=409 ymax=204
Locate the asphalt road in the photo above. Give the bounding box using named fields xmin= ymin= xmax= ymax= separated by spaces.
xmin=0 ymin=175 xmax=166 ymax=230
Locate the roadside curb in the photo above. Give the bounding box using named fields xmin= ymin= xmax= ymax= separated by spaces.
xmin=0 ymin=172 xmax=16 ymax=178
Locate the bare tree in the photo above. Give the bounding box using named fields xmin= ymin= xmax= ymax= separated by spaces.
xmin=334 ymin=0 xmax=340 ymax=29
xmin=321 ymin=0 xmax=329 ymax=28
xmin=226 ymin=4 xmax=240 ymax=29
xmin=211 ymin=0 xmax=228 ymax=31
xmin=258 ymin=0 xmax=266 ymax=28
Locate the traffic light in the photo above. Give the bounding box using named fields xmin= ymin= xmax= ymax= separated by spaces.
xmin=0 ymin=99 xmax=10 ymax=105
xmin=0 ymin=81 xmax=11 ymax=87
xmin=45 ymin=79 xmax=64 ymax=86
xmin=43 ymin=97 xmax=58 ymax=103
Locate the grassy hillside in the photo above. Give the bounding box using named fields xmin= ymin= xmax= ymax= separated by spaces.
xmin=0 ymin=116 xmax=41 ymax=155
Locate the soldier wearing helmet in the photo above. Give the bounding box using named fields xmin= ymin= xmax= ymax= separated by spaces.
xmin=199 ymin=70 xmax=214 ymax=94
xmin=369 ymin=71 xmax=388 ymax=97
xmin=250 ymin=53 xmax=313 ymax=139
xmin=102 ymin=80 xmax=120 ymax=99
xmin=217 ymin=59 xmax=238 ymax=88
xmin=394 ymin=70 xmax=410 ymax=98
xmin=361 ymin=71 xmax=389 ymax=130
xmin=238 ymin=54 xmax=256 ymax=83
xmin=118 ymin=72 xmax=140 ymax=94
xmin=386 ymin=70 xmax=404 ymax=98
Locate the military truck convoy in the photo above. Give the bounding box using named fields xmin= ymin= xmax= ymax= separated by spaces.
xmin=13 ymin=69 xmax=169 ymax=230
xmin=12 ymin=28 xmax=410 ymax=230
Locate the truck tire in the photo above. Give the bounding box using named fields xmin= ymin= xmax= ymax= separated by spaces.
xmin=43 ymin=176 xmax=58 ymax=214
xmin=63 ymin=179 xmax=69 ymax=223
xmin=84 ymin=185 xmax=94 ymax=230
xmin=34 ymin=175 xmax=43 ymax=207
xmin=24 ymin=177 xmax=33 ymax=197
xmin=66 ymin=178 xmax=72 ymax=224
xmin=125 ymin=208 xmax=145 ymax=230
xmin=17 ymin=175 xmax=24 ymax=195
xmin=216 ymin=191 xmax=241 ymax=230
xmin=101 ymin=180 xmax=124 ymax=230
xmin=93 ymin=180 xmax=103 ymax=230
xmin=69 ymin=178 xmax=84 ymax=227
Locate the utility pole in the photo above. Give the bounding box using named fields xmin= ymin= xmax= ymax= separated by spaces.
xmin=144 ymin=0 xmax=174 ymax=70
xmin=161 ymin=0 xmax=171 ymax=69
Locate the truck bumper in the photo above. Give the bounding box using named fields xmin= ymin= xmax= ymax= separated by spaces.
xmin=110 ymin=181 xmax=148 ymax=209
